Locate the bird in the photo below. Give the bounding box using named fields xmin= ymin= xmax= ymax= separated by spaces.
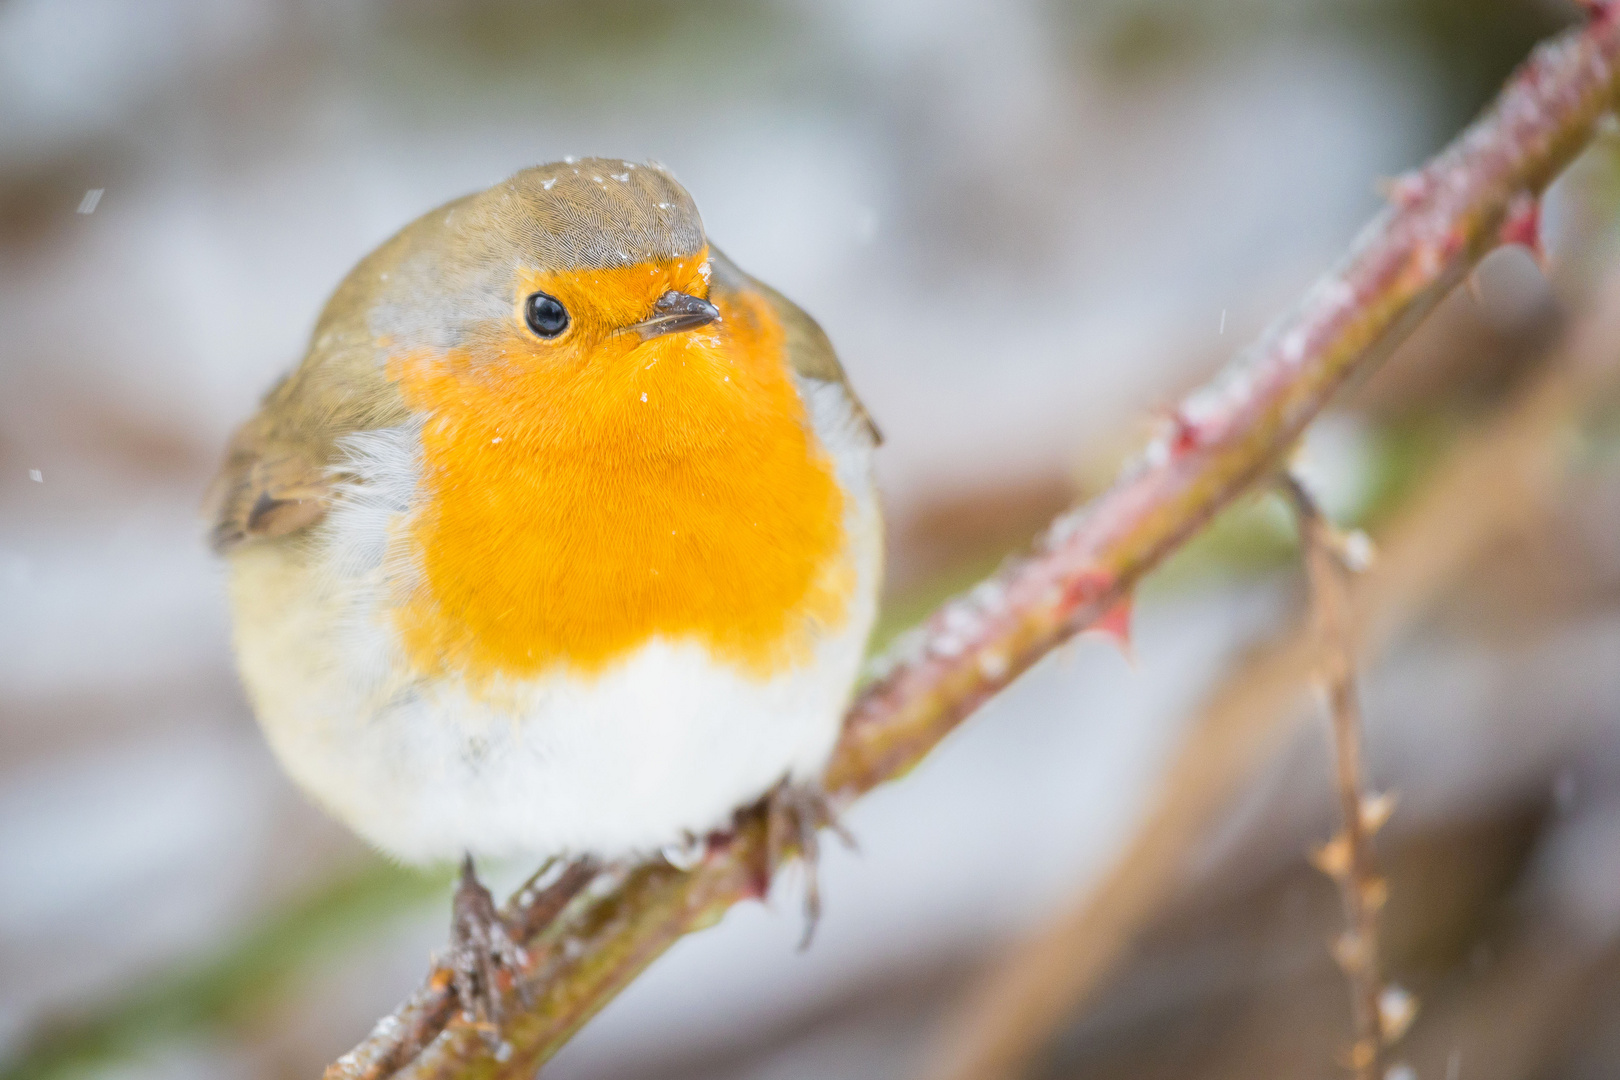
xmin=206 ymin=158 xmax=882 ymax=1026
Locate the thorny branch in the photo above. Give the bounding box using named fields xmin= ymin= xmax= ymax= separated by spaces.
xmin=1284 ymin=474 xmax=1404 ymax=1079
xmin=325 ymin=12 xmax=1620 ymax=1080
xmin=920 ymin=265 xmax=1620 ymax=1080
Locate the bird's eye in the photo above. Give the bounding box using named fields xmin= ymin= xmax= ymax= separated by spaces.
xmin=524 ymin=292 xmax=569 ymax=338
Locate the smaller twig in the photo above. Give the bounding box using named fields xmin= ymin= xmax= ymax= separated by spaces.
xmin=1283 ymin=472 xmax=1404 ymax=1080
xmin=922 ymin=270 xmax=1620 ymax=1080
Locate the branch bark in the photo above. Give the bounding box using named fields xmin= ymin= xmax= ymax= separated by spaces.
xmin=324 ymin=13 xmax=1620 ymax=1080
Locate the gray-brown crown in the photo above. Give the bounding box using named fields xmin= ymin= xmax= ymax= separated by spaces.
xmin=336 ymin=159 xmax=707 ymax=353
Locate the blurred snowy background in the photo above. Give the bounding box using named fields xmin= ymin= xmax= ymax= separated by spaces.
xmin=5 ymin=0 xmax=1620 ymax=1077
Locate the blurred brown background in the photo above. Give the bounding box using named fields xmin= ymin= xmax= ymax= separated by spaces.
xmin=4 ymin=1 xmax=1620 ymax=1077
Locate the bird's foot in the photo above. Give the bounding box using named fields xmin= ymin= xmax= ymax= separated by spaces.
xmin=764 ymin=778 xmax=857 ymax=950
xmin=449 ymin=854 xmax=530 ymax=1045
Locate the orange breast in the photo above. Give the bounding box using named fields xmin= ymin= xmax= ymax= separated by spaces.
xmin=385 ymin=270 xmax=850 ymax=685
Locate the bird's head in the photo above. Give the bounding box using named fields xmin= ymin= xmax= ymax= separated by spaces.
xmin=336 ymin=158 xmax=721 ymax=388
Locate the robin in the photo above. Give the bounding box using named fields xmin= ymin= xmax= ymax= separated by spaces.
xmin=207 ymin=158 xmax=882 ymax=1024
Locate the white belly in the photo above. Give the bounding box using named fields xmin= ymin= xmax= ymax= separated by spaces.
xmin=236 ymin=613 xmax=874 ymax=863
xmin=227 ymin=382 xmax=879 ymax=865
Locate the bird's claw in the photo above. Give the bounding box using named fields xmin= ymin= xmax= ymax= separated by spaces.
xmin=763 ymin=779 xmax=856 ymax=950
xmin=449 ymin=854 xmax=529 ymax=1046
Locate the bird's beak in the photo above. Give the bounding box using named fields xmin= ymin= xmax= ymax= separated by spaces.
xmin=627 ymin=290 xmax=721 ymax=341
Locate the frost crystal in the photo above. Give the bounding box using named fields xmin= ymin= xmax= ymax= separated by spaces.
xmin=970 ymin=579 xmax=1007 ymax=614
xmin=1281 ymin=328 xmax=1307 ymax=363
xmin=1379 ymin=984 xmax=1418 ymax=1042
xmin=1322 ymin=278 xmax=1355 ymax=310
xmin=942 ymin=603 xmax=982 ymax=637
xmin=1341 ymin=529 xmax=1375 ymax=572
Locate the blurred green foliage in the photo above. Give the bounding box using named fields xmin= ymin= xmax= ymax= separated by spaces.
xmin=2 ymin=861 xmax=448 ymax=1080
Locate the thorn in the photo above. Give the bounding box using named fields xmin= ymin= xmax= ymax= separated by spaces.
xmin=1360 ymin=791 xmax=1397 ymax=835
xmin=1499 ymin=192 xmax=1547 ymax=271
xmin=1333 ymin=930 xmax=1372 ymax=975
xmin=1062 ymin=566 xmax=1117 ymax=613
xmin=1169 ymin=410 xmax=1201 ymax=455
xmin=1143 ymin=406 xmax=1203 ymax=464
xmin=1361 ymin=875 xmax=1390 ymax=913
xmin=1345 ymin=1038 xmax=1378 ymax=1071
xmin=1379 ymin=984 xmax=1419 ymax=1044
xmin=1311 ymin=834 xmax=1353 ymax=880
xmin=1086 ymin=594 xmax=1135 ymax=660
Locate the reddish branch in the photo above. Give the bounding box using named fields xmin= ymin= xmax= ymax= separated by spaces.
xmin=325 ymin=14 xmax=1620 ymax=1080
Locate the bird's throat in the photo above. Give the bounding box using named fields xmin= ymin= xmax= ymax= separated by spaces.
xmin=385 ymin=287 xmax=851 ymax=685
